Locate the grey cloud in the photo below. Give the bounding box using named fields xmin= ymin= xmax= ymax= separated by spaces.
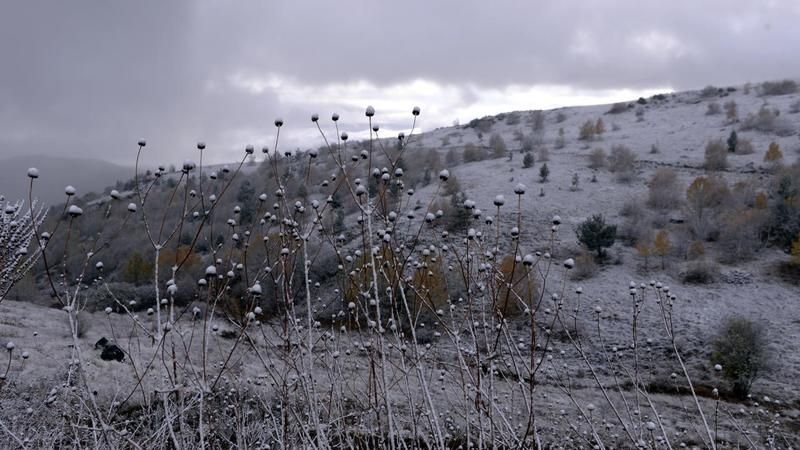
xmin=1 ymin=0 xmax=798 ymax=165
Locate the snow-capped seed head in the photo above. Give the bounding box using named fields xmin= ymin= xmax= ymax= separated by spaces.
xmin=347 ymin=302 xmax=356 ymax=309
xmin=331 ymin=113 xmax=339 ymax=122
xmin=493 ymin=195 xmax=505 ymax=206
xmin=245 ymin=145 xmax=254 ymax=154
xmin=646 ymin=421 xmax=656 ymax=431
xmin=563 ymin=258 xmax=575 ymax=269
xmin=21 ymin=351 xmax=29 ymax=359
xmin=340 ymin=132 xmax=348 ymax=141
xmin=412 ymin=106 xmax=421 ymax=116
xmin=250 ymin=282 xmax=262 ymax=295
xmin=5 ymin=342 xmax=14 ymax=351
xmin=514 ymin=183 xmax=526 ymax=195
xmin=110 ymin=190 xmax=120 ymax=199
xmin=372 ymin=124 xmax=379 ymax=132
xmin=27 ymin=168 xmax=39 ymax=179
xmin=576 ymin=286 xmax=583 ymax=294
xmin=65 ymin=185 xmax=76 ymax=196
xmin=254 ymin=306 xmax=263 ymax=315
xmin=523 ymin=254 xmax=535 ymax=266
xmin=714 ymin=364 xmax=722 ymax=372
xmin=127 ymin=203 xmax=137 ymax=213
xmin=205 ymin=265 xmax=217 ymax=276
xmin=104 ymin=307 xmax=113 ymax=314
xmin=147 ymin=308 xmax=154 ymax=315
xmin=182 ymin=160 xmax=196 ymax=172
xmin=67 ymin=205 xmax=83 ymax=217
xmin=196 ymin=142 xmax=206 ymax=150
xmin=311 ymin=113 xmax=319 ymax=122
xmin=274 ymin=118 xmax=284 ymax=127
xmin=438 ymin=169 xmax=449 ymax=181
xmin=365 ymin=105 xmax=375 ymax=117
xmin=95 ymin=261 xmax=104 ymax=270
xmin=397 ymin=132 xmax=405 ymax=141
xmin=308 ymin=148 xmax=318 ymax=158
xmin=395 ymin=168 xmax=404 ymax=177
xmin=594 ymin=306 xmax=602 ymax=314
xmin=197 ymin=278 xmax=207 ymax=286
xmin=137 ymin=140 xmax=146 ymax=147
xmin=552 ymin=215 xmax=562 ymax=225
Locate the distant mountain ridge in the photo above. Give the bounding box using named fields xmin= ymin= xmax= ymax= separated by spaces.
xmin=0 ymin=154 xmax=132 ymax=205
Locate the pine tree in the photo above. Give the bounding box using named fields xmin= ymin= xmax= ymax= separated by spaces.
xmin=539 ymin=163 xmax=549 ymax=183
xmin=522 ymin=152 xmax=535 ymax=169
xmin=576 ymin=214 xmax=617 ymax=259
xmin=727 ymin=130 xmax=738 ymax=153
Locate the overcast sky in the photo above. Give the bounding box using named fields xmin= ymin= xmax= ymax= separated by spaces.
xmin=2 ymin=1 xmax=799 ymax=165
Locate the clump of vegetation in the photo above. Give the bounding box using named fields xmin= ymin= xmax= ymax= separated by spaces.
xmin=682 ymin=259 xmax=719 ymax=284
xmin=705 ymin=102 xmax=721 ymax=115
xmin=711 ymin=316 xmax=769 ymax=398
xmin=608 ymin=144 xmax=636 ymax=183
xmin=647 ymin=168 xmax=681 ymax=210
xmin=522 ymin=151 xmax=535 ymax=168
xmin=607 ymin=102 xmax=628 ymax=114
xmin=577 ymin=214 xmax=617 ymax=259
xmin=588 ymin=148 xmax=607 ymax=169
xmin=704 ymin=139 xmax=728 ymax=170
xmin=538 ymin=163 xmax=549 ymax=182
xmin=758 ymin=79 xmax=798 ymax=96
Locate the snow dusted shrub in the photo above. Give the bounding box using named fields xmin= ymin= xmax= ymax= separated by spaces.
xmin=607 ymin=144 xmax=636 ymax=182
xmin=682 ymin=259 xmax=719 ymax=284
xmin=711 ymin=316 xmax=770 ymax=398
xmin=758 ymin=79 xmax=798 ymax=96
xmin=607 ymin=102 xmax=628 ymax=114
xmin=703 ymin=139 xmax=728 ymax=170
xmin=587 ymin=147 xmax=606 ymax=169
xmin=569 ymin=250 xmax=598 ymax=280
xmin=647 ymin=168 xmax=681 ymax=210
xmin=522 ymin=151 xmax=534 ymax=168
xmin=734 ymin=137 xmax=754 ymax=155
xmin=705 ymin=101 xmax=721 ymax=115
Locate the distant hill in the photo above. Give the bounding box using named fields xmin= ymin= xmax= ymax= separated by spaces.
xmin=0 ymin=155 xmax=132 ymax=205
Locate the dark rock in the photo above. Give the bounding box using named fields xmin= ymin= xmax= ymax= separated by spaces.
xmin=94 ymin=337 xmax=108 ymax=350
xmin=101 ymin=344 xmax=125 ymax=362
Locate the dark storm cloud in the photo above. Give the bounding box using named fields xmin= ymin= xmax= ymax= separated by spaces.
xmin=1 ymin=0 xmax=798 ymax=165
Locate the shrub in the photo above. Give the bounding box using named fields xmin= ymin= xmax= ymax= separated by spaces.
xmin=790 ymin=99 xmax=800 ymax=114
xmin=530 ymin=110 xmax=545 ymax=132
xmin=700 ymin=85 xmax=719 ymax=98
xmin=758 ymin=79 xmax=798 ymax=96
xmin=555 ymin=127 xmax=566 ymax=149
xmin=489 ymin=133 xmax=507 ymax=159
xmin=569 ymin=251 xmax=598 ymax=280
xmin=686 ymin=239 xmax=706 ymax=260
xmin=635 ymin=107 xmax=645 ymax=121
xmin=588 ymin=148 xmax=607 ymax=169
xmin=522 ymin=152 xmax=534 ymax=168
xmin=537 ymin=146 xmax=550 ymax=162
xmin=594 ymin=118 xmax=605 ymax=136
xmin=463 ymin=143 xmax=484 ymax=162
xmin=711 ymin=316 xmax=769 ymax=398
xmin=724 ymin=100 xmax=738 ymax=123
xmin=792 ymin=233 xmax=800 ymax=266
xmin=704 ymin=139 xmax=728 ymax=170
xmin=539 ymin=163 xmax=549 ymax=182
xmin=740 ymin=105 xmax=780 ymax=132
xmin=682 ymin=259 xmax=719 ymax=284
xmin=555 ymin=111 xmax=567 ymax=123
xmin=607 ymin=102 xmax=628 ymax=114
xmin=578 ymin=120 xmax=596 ymax=141
xmin=576 ymin=214 xmax=617 ymax=258
xmin=647 ymin=168 xmax=681 ymax=210
xmin=764 ymin=141 xmax=783 ymax=165
xmin=608 ymin=145 xmax=636 ymax=182
xmin=734 ymin=138 xmax=754 ymax=155
xmin=705 ymin=102 xmax=721 ymax=115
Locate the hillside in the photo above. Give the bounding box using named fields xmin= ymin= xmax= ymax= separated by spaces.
xmin=0 ymin=154 xmax=132 ymax=205
xmin=1 ymin=80 xmax=799 ymax=447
